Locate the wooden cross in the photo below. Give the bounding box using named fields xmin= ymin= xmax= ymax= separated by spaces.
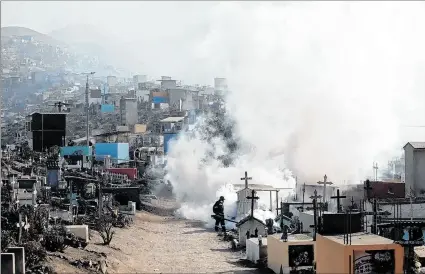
xmin=246 ymin=189 xmax=259 ymax=218
xmin=310 ymin=189 xmax=322 ymax=201
xmin=309 ymin=189 xmax=321 ymax=241
xmin=317 ymin=174 xmax=333 ymax=203
xmin=331 ymin=189 xmax=346 ymax=213
xmin=364 ymin=180 xmax=373 ymax=199
xmin=301 ymin=183 xmax=306 ymax=212
xmin=241 ymin=171 xmax=252 ymax=189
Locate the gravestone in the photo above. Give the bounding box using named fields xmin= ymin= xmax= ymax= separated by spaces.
xmin=1 ymin=253 xmax=16 ymax=274
xmin=6 ymin=247 xmax=25 ymax=274
xmin=65 ymin=225 xmax=89 ymax=242
xmin=128 ymin=201 xmax=136 ymax=215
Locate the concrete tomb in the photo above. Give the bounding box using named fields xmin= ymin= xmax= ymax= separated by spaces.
xmin=1 ymin=253 xmax=16 ymax=274
xmin=65 ymin=225 xmax=89 ymax=243
xmin=119 ymin=201 xmax=136 ymax=215
xmin=246 ymin=236 xmax=268 ymax=264
xmin=6 ymin=247 xmax=25 ymax=274
xmin=236 ymin=216 xmax=266 ymax=247
xmin=268 ymin=233 xmax=315 ymax=274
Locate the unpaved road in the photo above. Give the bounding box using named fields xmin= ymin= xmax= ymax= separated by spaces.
xmin=50 ymin=211 xmax=271 ymax=273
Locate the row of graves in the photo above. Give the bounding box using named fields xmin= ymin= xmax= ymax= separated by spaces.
xmin=1 ymin=151 xmax=144 ymax=274
xmin=223 ymin=173 xmax=425 ymax=274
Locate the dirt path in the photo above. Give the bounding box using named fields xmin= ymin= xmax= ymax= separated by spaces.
xmin=50 ymin=211 xmax=270 ymax=273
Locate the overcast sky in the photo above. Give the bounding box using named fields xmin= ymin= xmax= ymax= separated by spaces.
xmin=1 ymin=1 xmax=215 ymax=40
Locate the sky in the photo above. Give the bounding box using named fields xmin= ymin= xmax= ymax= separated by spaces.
xmin=3 ymin=1 xmax=425 ymax=182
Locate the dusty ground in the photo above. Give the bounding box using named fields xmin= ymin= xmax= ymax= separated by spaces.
xmin=49 ymin=211 xmax=271 ymax=273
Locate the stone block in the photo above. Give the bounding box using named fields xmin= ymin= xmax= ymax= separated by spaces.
xmin=128 ymin=201 xmax=136 ymax=215
xmin=65 ymin=225 xmax=89 ymax=242
xmin=1 ymin=253 xmax=16 ymax=274
xmin=6 ymin=247 xmax=25 ymax=274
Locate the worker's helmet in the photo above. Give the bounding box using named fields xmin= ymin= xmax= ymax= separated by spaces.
xmin=219 ymin=196 xmax=225 ymax=201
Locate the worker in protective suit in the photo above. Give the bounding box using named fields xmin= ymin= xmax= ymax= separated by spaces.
xmin=213 ymin=196 xmax=226 ymax=233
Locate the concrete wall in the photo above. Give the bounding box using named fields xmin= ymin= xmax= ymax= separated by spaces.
xmin=316 ymin=234 xmax=346 ymax=274
xmin=298 ymin=211 xmax=315 ymax=235
xmin=168 ymin=89 xmax=186 ymax=109
xmin=415 ymin=150 xmax=425 ymax=196
xmin=237 ymin=188 xmax=259 ymax=217
xmin=405 ymin=144 xmax=416 ymax=196
xmin=267 ymin=234 xmax=316 ymax=274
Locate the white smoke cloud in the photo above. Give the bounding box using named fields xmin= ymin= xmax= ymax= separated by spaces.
xmin=165 ymin=2 xmax=425 ymax=224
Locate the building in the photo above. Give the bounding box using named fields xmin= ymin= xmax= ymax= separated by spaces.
xmin=160 ymin=117 xmax=185 ymax=134
xmin=94 ymin=143 xmax=129 ymax=164
xmin=404 ymin=142 xmax=425 ymax=197
xmin=214 ymin=77 xmax=228 ymax=96
xmin=159 ymin=77 xmax=177 ymax=90
xmin=133 ymin=75 xmax=147 ymax=88
xmin=107 ymin=76 xmax=117 ymax=87
xmin=316 ymin=232 xmax=404 ymax=274
xmin=168 ymin=88 xmax=187 ymax=110
xmin=26 ymin=112 xmax=67 ymax=152
xmin=120 ymin=97 xmax=138 ymax=126
xmin=89 ymin=89 xmax=102 ymax=105
xmin=364 ymin=180 xmax=405 ymax=199
xmin=268 ymin=234 xmax=315 ymax=274
xmin=151 ymin=90 xmax=168 ymax=109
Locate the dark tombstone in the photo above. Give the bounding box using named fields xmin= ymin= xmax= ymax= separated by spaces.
xmin=254 ymin=228 xmax=259 ymax=237
xmin=246 ymin=230 xmax=250 ymax=239
xmin=1 ymin=253 xmax=16 ymax=274
xmin=266 ymin=218 xmax=274 ymax=234
xmin=6 ymin=247 xmax=25 ymax=274
xmin=281 ymin=225 xmax=289 ymax=242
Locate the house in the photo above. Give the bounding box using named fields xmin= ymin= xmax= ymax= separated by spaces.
xmin=236 ymin=216 xmax=266 ymax=247
xmin=404 ymin=142 xmax=425 ymax=197
xmin=316 ymin=232 xmax=404 ymax=274
xmin=268 ymin=233 xmax=315 ymax=274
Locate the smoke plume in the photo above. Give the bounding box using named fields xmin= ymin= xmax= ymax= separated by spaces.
xmin=165 ymin=2 xmax=425 ymax=224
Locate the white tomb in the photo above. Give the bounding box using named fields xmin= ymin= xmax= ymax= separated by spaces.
xmin=236 ymin=216 xmax=266 ymax=247
xmin=246 ymin=237 xmax=268 ymax=264
xmin=236 ymin=188 xmax=259 ymax=217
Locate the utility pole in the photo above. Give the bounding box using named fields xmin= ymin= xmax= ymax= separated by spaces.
xmin=84 ymin=72 xmax=95 ymax=148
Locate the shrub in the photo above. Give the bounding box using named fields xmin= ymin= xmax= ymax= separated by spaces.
xmin=96 ymin=215 xmax=115 ymax=245
xmin=22 ymin=241 xmax=47 ymax=270
xmin=43 ymin=225 xmax=68 ymax=252
xmin=1 ymin=230 xmax=16 ymax=252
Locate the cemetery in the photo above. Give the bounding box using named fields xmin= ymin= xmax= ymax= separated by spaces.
xmin=3 ymin=143 xmax=425 ymax=274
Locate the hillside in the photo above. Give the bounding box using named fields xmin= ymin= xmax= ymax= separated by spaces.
xmin=1 ymin=25 xmax=125 ymax=76
xmin=1 ymin=26 xmax=64 ymax=46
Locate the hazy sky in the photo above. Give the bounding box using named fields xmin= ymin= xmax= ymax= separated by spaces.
xmin=1 ymin=1 xmax=215 ymax=40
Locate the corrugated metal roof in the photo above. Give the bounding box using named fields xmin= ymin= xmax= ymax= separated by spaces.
xmin=160 ymin=117 xmax=185 ymax=123
xmin=405 ymin=142 xmax=425 ymax=149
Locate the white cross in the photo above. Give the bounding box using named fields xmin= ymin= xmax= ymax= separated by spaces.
xmin=317 ymin=174 xmax=333 ymax=204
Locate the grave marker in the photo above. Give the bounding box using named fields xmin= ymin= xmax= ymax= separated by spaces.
xmin=246 ymin=190 xmax=259 ymax=218
xmin=317 ymin=174 xmax=333 ymax=204
xmin=6 ymin=247 xmax=25 ymax=274
xmin=1 ymin=253 xmax=16 ymax=274
xmin=241 ymin=171 xmax=252 ymax=189
xmin=331 ymin=189 xmax=347 ymax=213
